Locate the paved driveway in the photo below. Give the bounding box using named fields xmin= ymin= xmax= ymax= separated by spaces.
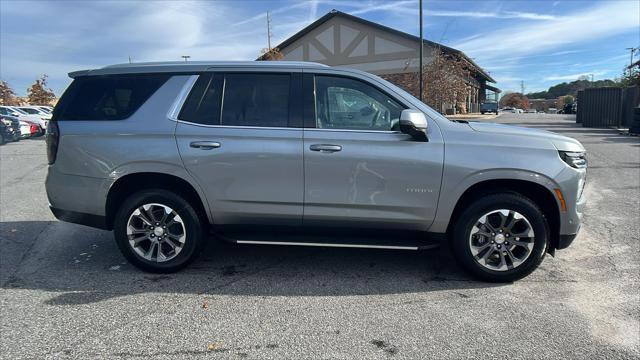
xmin=1 ymin=114 xmax=638 ymax=359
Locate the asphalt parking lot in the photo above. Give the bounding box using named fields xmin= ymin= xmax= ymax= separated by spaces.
xmin=1 ymin=113 xmax=638 ymax=359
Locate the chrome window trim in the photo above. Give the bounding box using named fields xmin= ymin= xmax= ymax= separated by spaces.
xmin=167 ymin=75 xmax=199 ymax=121
xmin=168 ymin=73 xmax=402 ymax=135
xmin=173 ymin=119 xmax=301 ymax=131
xmin=173 ymin=119 xmax=400 ymax=134
xmin=306 ymin=128 xmax=402 ymax=134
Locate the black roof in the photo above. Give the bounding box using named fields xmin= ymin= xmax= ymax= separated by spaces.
xmin=263 ymin=9 xmax=495 ymax=83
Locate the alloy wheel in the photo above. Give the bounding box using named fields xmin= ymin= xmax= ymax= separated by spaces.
xmin=126 ymin=203 xmax=186 ymax=262
xmin=468 ymin=209 xmax=535 ymax=271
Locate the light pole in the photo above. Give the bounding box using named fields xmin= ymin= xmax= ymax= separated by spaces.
xmin=418 ymin=0 xmax=423 ymax=102
xmin=181 ymin=55 xmax=191 ymax=62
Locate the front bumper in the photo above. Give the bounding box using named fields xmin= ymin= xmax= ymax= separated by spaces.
xmin=558 ymin=232 xmax=579 ymax=249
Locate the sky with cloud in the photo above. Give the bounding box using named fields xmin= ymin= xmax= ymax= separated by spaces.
xmin=1 ymin=0 xmax=638 ymax=96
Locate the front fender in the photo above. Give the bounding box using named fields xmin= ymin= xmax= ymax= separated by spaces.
xmin=428 ymin=168 xmax=560 ymax=233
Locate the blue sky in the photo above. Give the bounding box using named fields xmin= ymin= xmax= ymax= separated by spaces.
xmin=1 ymin=0 xmax=638 ymax=96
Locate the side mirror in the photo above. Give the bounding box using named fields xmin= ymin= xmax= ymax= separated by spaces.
xmin=399 ymin=109 xmax=428 ymax=141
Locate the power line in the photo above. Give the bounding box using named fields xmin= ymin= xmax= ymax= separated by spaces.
xmin=267 ymin=11 xmax=273 ymax=51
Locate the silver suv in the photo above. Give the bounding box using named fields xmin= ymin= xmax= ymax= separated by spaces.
xmin=45 ymin=62 xmax=586 ymax=282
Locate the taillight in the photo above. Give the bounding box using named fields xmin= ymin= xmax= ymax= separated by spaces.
xmin=46 ymin=121 xmax=59 ymax=164
xmin=30 ymin=124 xmax=38 ymax=134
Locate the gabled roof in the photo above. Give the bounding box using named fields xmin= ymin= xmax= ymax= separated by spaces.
xmin=265 ymin=9 xmax=495 ymax=83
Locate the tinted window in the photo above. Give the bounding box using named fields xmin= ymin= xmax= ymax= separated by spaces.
xmin=54 ymin=74 xmax=169 ymax=120
xmin=221 ymin=73 xmax=290 ymax=127
xmin=315 ymin=76 xmax=404 ymax=131
xmin=179 ymin=73 xmax=224 ymax=125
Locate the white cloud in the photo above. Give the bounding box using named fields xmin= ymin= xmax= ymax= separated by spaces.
xmin=428 ymin=10 xmax=558 ymax=20
xmin=454 ymin=1 xmax=639 ymax=63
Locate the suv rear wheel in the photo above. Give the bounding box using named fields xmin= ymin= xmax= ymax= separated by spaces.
xmin=114 ymin=189 xmax=204 ymax=273
xmin=451 ymin=193 xmax=548 ymax=282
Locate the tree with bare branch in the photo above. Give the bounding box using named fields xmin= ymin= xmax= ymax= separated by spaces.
xmin=26 ymin=74 xmax=56 ymax=105
xmin=0 ymin=80 xmax=19 ymax=106
xmin=257 ymin=47 xmax=284 ymax=61
xmin=421 ymin=49 xmax=471 ymax=114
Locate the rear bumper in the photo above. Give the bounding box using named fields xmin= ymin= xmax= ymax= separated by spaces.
xmin=50 ymin=206 xmax=109 ymax=230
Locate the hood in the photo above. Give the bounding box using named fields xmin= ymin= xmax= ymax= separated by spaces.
xmin=468 ymin=121 xmax=585 ymax=152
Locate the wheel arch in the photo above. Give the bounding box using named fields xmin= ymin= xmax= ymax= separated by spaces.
xmin=446 ymin=178 xmax=561 ymax=253
xmin=105 ymin=172 xmax=211 ymax=230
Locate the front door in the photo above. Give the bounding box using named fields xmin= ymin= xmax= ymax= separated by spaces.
xmin=175 ymin=71 xmax=304 ymax=225
xmin=303 ymin=74 xmax=444 ymax=230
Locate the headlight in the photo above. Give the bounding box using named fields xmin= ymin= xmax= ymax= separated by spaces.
xmin=1 ymin=119 xmax=12 ymax=126
xmin=559 ymin=151 xmax=587 ymax=169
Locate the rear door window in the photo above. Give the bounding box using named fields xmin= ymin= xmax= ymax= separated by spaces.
xmin=221 ymin=73 xmax=290 ymax=127
xmin=54 ymin=74 xmax=170 ymax=120
xmin=178 ymin=73 xmax=224 ymax=125
xmin=179 ymin=73 xmax=292 ymax=128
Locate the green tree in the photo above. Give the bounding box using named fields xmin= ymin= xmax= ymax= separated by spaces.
xmin=26 ymin=74 xmax=56 ymax=105
xmin=563 ymin=95 xmax=574 ymax=105
xmin=620 ymin=61 xmax=639 ymax=87
xmin=0 ymin=80 xmax=19 ymax=105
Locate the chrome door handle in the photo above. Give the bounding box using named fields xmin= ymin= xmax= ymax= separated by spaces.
xmin=190 ymin=141 xmax=221 ymax=150
xmin=309 ymin=144 xmax=342 ymax=153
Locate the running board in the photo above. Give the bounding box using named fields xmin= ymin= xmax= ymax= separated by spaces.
xmin=234 ymin=240 xmax=434 ymax=250
xmin=215 ymin=227 xmax=442 ymax=251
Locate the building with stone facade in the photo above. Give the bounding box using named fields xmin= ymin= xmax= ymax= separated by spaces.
xmin=259 ymin=10 xmax=499 ymax=113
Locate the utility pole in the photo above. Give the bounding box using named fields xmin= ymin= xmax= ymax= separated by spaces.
xmin=181 ymin=55 xmax=190 ymax=62
xmin=267 ymin=11 xmax=273 ymax=51
xmin=128 ymin=55 xmax=132 ymax=64
xmin=520 ymin=80 xmax=525 ymax=95
xmin=626 ymin=47 xmax=637 ymax=67
xmin=418 ymin=0 xmax=423 ymax=101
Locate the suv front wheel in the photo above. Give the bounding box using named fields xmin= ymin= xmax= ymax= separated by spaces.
xmin=451 ymin=193 xmax=549 ymax=282
xmin=114 ymin=189 xmax=204 ymax=273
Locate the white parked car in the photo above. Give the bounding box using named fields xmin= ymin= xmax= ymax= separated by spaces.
xmin=0 ymin=106 xmax=48 ymax=130
xmin=17 ymin=106 xmax=52 ymax=120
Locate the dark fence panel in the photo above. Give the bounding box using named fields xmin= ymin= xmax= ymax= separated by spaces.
xmin=622 ymin=86 xmax=639 ymax=128
xmin=580 ymin=87 xmax=624 ymax=128
xmin=576 ymin=90 xmax=584 ymax=123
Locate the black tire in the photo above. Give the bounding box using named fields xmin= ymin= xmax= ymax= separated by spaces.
xmin=450 ymin=193 xmax=548 ymax=282
xmin=114 ymin=189 xmax=205 ymax=273
xmin=481 ymin=111 xmax=485 ymax=115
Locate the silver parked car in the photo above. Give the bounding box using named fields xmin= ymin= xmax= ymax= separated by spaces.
xmin=45 ymin=62 xmax=586 ymax=282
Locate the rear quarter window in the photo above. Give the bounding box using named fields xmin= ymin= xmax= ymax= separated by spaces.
xmin=54 ymin=74 xmax=170 ymax=120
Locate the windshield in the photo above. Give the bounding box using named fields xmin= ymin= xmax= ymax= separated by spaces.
xmin=9 ymin=107 xmax=27 ymax=115
xmin=20 ymin=108 xmax=41 ymax=114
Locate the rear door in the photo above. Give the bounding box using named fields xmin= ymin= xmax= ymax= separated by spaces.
xmin=175 ymin=70 xmax=304 ymax=225
xmin=302 ymin=73 xmax=444 ymax=230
